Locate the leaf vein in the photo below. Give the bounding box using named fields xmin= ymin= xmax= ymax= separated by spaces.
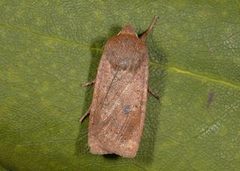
xmin=169 ymin=66 xmax=240 ymax=90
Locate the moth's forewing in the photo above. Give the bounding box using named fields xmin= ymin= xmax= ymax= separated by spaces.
xmin=88 ymin=28 xmax=148 ymax=158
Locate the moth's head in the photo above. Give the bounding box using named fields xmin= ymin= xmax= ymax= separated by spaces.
xmin=118 ymin=25 xmax=137 ymax=36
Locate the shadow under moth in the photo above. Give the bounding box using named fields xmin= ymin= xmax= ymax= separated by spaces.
xmin=80 ymin=16 xmax=159 ymax=158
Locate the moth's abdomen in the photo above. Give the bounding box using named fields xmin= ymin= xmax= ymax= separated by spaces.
xmin=105 ymin=34 xmax=147 ymax=71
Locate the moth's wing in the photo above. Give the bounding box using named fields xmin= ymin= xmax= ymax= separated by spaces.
xmin=88 ymin=54 xmax=148 ymax=158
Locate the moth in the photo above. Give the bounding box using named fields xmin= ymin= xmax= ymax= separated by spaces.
xmin=80 ymin=16 xmax=158 ymax=158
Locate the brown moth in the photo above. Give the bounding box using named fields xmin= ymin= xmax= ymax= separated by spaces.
xmin=80 ymin=16 xmax=158 ymax=158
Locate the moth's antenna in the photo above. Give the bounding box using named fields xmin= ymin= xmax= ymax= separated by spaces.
xmin=140 ymin=16 xmax=159 ymax=41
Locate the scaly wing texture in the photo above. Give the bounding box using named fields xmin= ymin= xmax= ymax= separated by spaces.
xmin=89 ymin=54 xmax=148 ymax=157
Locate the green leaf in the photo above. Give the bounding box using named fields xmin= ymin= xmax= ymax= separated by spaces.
xmin=1 ymin=1 xmax=240 ymax=170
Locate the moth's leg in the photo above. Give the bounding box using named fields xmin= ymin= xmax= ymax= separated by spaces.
xmin=82 ymin=79 xmax=95 ymax=87
xmin=148 ymin=87 xmax=159 ymax=100
xmin=80 ymin=80 xmax=95 ymax=123
xmin=79 ymin=106 xmax=91 ymax=123
xmin=140 ymin=16 xmax=159 ymax=41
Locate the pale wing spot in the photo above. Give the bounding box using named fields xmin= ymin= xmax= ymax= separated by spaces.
xmin=120 ymin=140 xmax=137 ymax=150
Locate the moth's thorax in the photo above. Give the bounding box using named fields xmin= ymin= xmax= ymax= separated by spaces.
xmin=104 ymin=33 xmax=148 ymax=71
xmin=119 ymin=25 xmax=137 ymax=36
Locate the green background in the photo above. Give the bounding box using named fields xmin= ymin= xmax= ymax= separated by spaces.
xmin=1 ymin=0 xmax=240 ymax=170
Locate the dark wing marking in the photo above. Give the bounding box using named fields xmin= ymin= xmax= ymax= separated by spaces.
xmin=96 ymin=69 xmax=120 ymax=115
